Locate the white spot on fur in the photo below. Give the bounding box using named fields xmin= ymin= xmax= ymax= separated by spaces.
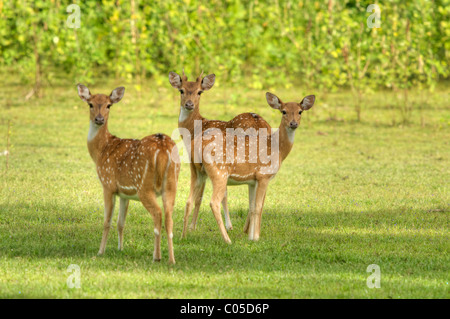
xmin=118 ymin=183 xmax=136 ymax=191
xmin=140 ymin=160 xmax=149 ymax=187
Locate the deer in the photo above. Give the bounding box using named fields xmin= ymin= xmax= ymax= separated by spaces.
xmin=169 ymin=70 xmax=315 ymax=242
xmin=169 ymin=70 xmax=238 ymax=241
xmin=193 ymin=91 xmax=316 ymax=242
xmin=77 ymin=84 xmax=180 ymax=264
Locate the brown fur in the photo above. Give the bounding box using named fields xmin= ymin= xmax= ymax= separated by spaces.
xmin=78 ymin=84 xmax=180 ymax=263
xmin=169 ymin=71 xmax=315 ymax=242
xmin=170 ymin=71 xmax=238 ymax=242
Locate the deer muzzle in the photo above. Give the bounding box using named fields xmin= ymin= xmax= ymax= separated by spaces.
xmin=184 ymin=100 xmax=194 ymax=110
xmin=95 ymin=116 xmax=105 ymax=125
xmin=289 ymin=121 xmax=298 ymax=129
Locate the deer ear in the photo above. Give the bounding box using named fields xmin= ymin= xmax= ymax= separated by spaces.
xmin=77 ymin=84 xmax=91 ymax=102
xmin=169 ymin=72 xmax=182 ymax=89
xmin=266 ymin=92 xmax=282 ymax=110
xmin=110 ymin=87 xmax=125 ymax=104
xmin=201 ymin=74 xmax=215 ymax=91
xmin=300 ymin=95 xmax=315 ymax=110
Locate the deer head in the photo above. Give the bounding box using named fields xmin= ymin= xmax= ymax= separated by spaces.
xmin=77 ymin=84 xmax=125 ymax=126
xmin=266 ymin=92 xmax=315 ymax=130
xmin=168 ymin=70 xmax=215 ymax=112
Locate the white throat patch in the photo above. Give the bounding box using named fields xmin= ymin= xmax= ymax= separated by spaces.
xmin=88 ymin=120 xmax=100 ymax=142
xmin=178 ymin=106 xmax=193 ymax=122
xmin=285 ymin=126 xmax=296 ymax=144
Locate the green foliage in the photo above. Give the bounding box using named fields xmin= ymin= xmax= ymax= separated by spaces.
xmin=0 ymin=0 xmax=448 ymax=91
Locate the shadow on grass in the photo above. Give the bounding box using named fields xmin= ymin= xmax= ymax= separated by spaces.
xmin=1 ymin=202 xmax=447 ymax=277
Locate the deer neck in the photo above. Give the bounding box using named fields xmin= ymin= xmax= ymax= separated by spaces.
xmin=178 ymin=106 xmax=203 ymax=136
xmin=87 ymin=120 xmax=113 ymax=165
xmin=274 ymin=124 xmax=296 ymax=163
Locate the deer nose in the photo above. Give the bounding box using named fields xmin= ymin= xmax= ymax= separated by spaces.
xmin=95 ymin=116 xmax=105 ymax=125
xmin=185 ymin=100 xmax=194 ymax=110
xmin=289 ymin=121 xmax=298 ymax=129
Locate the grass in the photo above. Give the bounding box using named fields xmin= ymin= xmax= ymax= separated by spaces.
xmin=0 ymin=76 xmax=448 ymax=298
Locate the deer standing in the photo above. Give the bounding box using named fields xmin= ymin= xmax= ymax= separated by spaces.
xmin=170 ymin=70 xmax=315 ymax=242
xmin=169 ymin=71 xmax=239 ymax=241
xmin=77 ymin=84 xmax=180 ymax=264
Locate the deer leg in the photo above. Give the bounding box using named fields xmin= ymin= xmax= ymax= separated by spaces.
xmin=209 ymin=177 xmax=231 ymax=244
xmin=140 ymin=192 xmax=163 ymax=262
xmin=182 ymin=164 xmax=201 ymax=237
xmin=222 ymin=189 xmax=233 ymax=230
xmin=162 ymin=178 xmax=177 ymax=265
xmin=257 ymin=192 xmax=267 ymax=237
xmin=98 ymin=190 xmax=116 ymax=255
xmin=249 ymin=180 xmax=269 ymax=241
xmin=117 ymin=197 xmax=129 ymax=251
xmin=189 ymin=180 xmax=206 ymax=230
xmin=244 ymin=183 xmax=257 ymax=234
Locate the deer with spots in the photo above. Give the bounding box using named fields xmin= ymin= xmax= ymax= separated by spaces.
xmin=169 ymin=70 xmax=239 ymax=242
xmin=77 ymin=84 xmax=180 ymax=264
xmin=169 ymin=70 xmax=316 ymax=242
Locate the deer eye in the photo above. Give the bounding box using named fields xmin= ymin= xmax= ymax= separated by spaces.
xmin=198 ymin=91 xmax=203 ymax=95
xmin=89 ymin=103 xmax=93 ymax=108
xmin=282 ymin=110 xmax=287 ymax=115
xmin=179 ymin=90 xmax=184 ymax=94
xmin=299 ymin=111 xmax=303 ymax=115
xmin=107 ymin=104 xmax=112 ymax=109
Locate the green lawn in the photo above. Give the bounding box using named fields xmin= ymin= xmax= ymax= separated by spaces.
xmin=0 ymin=78 xmax=448 ymax=298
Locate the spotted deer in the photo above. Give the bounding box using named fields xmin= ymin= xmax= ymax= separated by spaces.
xmin=169 ymin=70 xmax=239 ymax=240
xmin=77 ymin=84 xmax=180 ymax=264
xmin=170 ymin=70 xmax=315 ymax=243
